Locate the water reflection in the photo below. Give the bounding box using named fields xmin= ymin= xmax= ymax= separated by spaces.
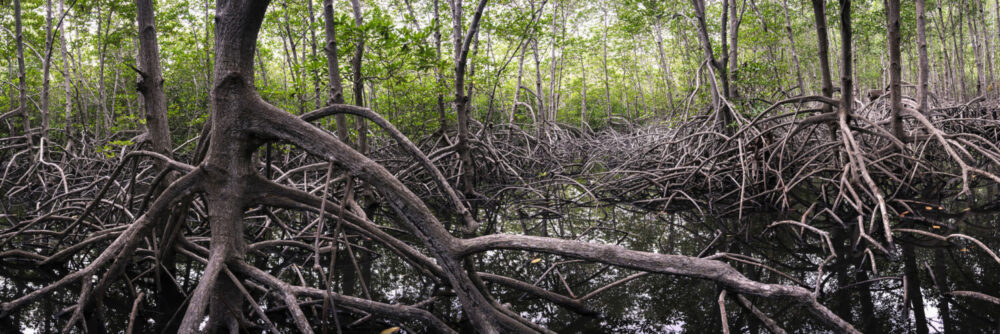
xmin=2 ymin=191 xmax=999 ymax=333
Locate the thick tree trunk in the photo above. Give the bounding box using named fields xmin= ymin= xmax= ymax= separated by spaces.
xmin=175 ymin=1 xmax=269 ymax=331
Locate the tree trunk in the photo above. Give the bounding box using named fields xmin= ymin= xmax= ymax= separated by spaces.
xmin=727 ymin=0 xmax=743 ymax=99
xmin=811 ymin=0 xmax=835 ymax=106
xmin=323 ymin=0 xmax=349 ymax=140
xmin=691 ymin=0 xmax=733 ymax=132
xmin=14 ymin=0 xmax=30 ymax=137
xmin=653 ymin=16 xmax=675 ymax=110
xmin=349 ymin=0 xmax=366 ymax=153
xmin=965 ymin=0 xmax=984 ymax=96
xmin=839 ymin=0 xmax=853 ymax=115
xmin=547 ymin=2 xmax=559 ymax=122
xmin=59 ymin=0 xmax=72 ymax=140
xmin=450 ymin=0 xmax=489 ymax=211
xmin=916 ymin=0 xmax=930 ymax=113
xmin=781 ymin=0 xmax=806 ymax=95
xmin=307 ymin=0 xmax=322 ymax=109
xmin=136 ymin=0 xmax=173 ymax=160
xmin=434 ymin=0 xmax=447 ymax=132
xmin=601 ymin=1 xmax=611 ymax=123
xmin=510 ymin=41 xmax=527 ymax=123
xmin=887 ymin=0 xmax=904 ymax=139
xmin=41 ymin=0 xmax=54 ymax=140
xmin=580 ymin=52 xmax=587 ymax=127
xmin=948 ymin=4 xmax=967 ymax=100
xmin=977 ymin=3 xmax=994 ymax=92
xmin=934 ymin=6 xmax=955 ymax=100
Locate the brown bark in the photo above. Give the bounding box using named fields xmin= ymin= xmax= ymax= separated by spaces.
xmin=691 ymin=0 xmax=733 ymax=132
xmin=810 ymin=0 xmax=835 ymax=106
xmin=350 ymin=0 xmax=366 ymax=153
xmin=322 ymin=0 xmax=349 ymax=141
xmin=135 ymin=0 xmax=173 ymax=160
xmin=41 ymin=0 xmax=53 ymax=140
xmin=887 ymin=0 xmax=904 ymax=140
xmin=839 ymin=0 xmax=853 ymax=116
xmin=450 ymin=0 xmax=490 ymax=207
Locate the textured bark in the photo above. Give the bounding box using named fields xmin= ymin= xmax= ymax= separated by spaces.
xmin=349 ymin=0 xmax=366 ymax=154
xmin=41 ymin=0 xmax=53 ymax=140
xmin=810 ymin=0 xmax=834 ymax=107
xmin=135 ymin=0 xmax=173 ymax=159
xmin=460 ymin=234 xmax=859 ymax=333
xmin=887 ymin=0 xmax=904 ymax=139
xmin=322 ymin=0 xmax=349 ymax=140
xmin=691 ymin=0 xmax=733 ymax=132
xmin=450 ymin=0 xmax=490 ymax=205
xmin=838 ymin=0 xmax=853 ymax=115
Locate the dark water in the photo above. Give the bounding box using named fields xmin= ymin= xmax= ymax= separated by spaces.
xmin=2 ymin=200 xmax=999 ymax=333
